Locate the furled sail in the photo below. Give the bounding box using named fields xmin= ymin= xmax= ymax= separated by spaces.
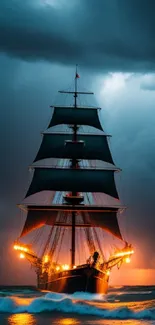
xmin=34 ymin=133 xmax=114 ymax=164
xmin=19 ymin=204 xmax=120 ymax=213
xmin=48 ymin=106 xmax=103 ymax=130
xmin=25 ymin=167 xmax=119 ymax=199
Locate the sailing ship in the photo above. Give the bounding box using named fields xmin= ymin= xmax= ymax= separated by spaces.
xmin=13 ymin=67 xmax=134 ymax=294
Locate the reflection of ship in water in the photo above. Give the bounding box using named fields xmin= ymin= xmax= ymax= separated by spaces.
xmin=13 ymin=67 xmax=134 ymax=294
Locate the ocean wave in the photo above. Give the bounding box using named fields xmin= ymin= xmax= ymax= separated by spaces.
xmin=0 ymin=293 xmax=155 ymax=319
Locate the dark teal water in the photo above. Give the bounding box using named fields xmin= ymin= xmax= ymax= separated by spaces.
xmin=0 ymin=286 xmax=155 ymax=324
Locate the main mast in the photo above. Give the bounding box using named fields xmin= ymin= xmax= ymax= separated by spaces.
xmin=54 ymin=65 xmax=94 ymax=267
xmin=71 ymin=64 xmax=78 ymax=267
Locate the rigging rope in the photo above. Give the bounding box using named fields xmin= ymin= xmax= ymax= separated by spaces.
xmin=92 ymin=227 xmax=105 ymax=262
xmin=37 ymin=228 xmax=49 ymax=257
xmin=55 ymin=227 xmax=66 ymax=264
xmin=41 ymin=226 xmax=55 ymax=258
xmin=48 ymin=212 xmax=67 ymax=259
xmin=76 ymin=229 xmax=81 ymax=265
xmin=85 ymin=191 xmax=106 ymax=260
xmin=81 ymin=211 xmax=95 ymax=255
xmin=49 ymin=226 xmax=62 ymax=259
xmin=81 ymin=228 xmax=88 ymax=263
xmin=32 ymin=227 xmax=44 ymax=249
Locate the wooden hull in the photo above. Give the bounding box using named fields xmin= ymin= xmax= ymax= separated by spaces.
xmin=38 ymin=265 xmax=109 ymax=294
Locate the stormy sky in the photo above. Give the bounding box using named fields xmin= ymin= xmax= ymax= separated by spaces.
xmin=0 ymin=0 xmax=155 ymax=285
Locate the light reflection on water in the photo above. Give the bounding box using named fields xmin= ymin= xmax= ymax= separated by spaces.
xmin=8 ymin=314 xmax=36 ymax=325
xmin=59 ymin=318 xmax=80 ymax=325
xmin=6 ymin=314 xmax=153 ymax=325
xmin=52 ymin=318 xmax=152 ymax=325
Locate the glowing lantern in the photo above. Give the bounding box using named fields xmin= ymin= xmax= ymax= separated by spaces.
xmin=14 ymin=245 xmax=28 ymax=252
xmin=62 ymin=264 xmax=69 ymax=270
xmin=19 ymin=253 xmax=25 ymax=259
xmin=44 ymin=255 xmax=49 ymax=263
xmin=125 ymin=257 xmax=131 ymax=263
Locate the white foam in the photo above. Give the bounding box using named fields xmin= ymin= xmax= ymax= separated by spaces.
xmin=45 ymin=291 xmax=104 ymax=301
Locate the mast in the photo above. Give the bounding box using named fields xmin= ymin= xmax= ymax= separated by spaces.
xmin=71 ymin=64 xmax=78 ymax=267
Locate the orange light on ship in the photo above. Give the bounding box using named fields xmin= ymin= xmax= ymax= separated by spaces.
xmin=125 ymin=257 xmax=131 ymax=263
xmin=62 ymin=264 xmax=69 ymax=270
xmin=44 ymin=255 xmax=49 ymax=263
xmin=19 ymin=253 xmax=25 ymax=259
xmin=13 ymin=245 xmax=28 ymax=252
xmin=106 ymin=270 xmax=110 ymax=276
xmin=112 ymin=250 xmax=134 ymax=259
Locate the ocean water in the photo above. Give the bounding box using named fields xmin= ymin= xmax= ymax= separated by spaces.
xmin=0 ymin=286 xmax=155 ymax=324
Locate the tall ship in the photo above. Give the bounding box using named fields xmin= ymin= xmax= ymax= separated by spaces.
xmin=14 ymin=67 xmax=134 ymax=294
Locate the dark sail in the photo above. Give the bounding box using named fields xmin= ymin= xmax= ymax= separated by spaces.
xmin=48 ymin=106 xmax=103 ymax=130
xmin=25 ymin=167 xmax=119 ymax=199
xmin=20 ymin=205 xmax=122 ymax=240
xmin=20 ymin=210 xmax=58 ymax=237
xmin=34 ymin=133 xmax=114 ymax=164
xmin=86 ymin=212 xmax=122 ymax=240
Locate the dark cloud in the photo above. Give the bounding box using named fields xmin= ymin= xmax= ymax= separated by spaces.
xmin=0 ymin=0 xmax=155 ymax=71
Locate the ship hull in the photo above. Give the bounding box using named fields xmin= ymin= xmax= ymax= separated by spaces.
xmin=38 ymin=265 xmax=109 ymax=294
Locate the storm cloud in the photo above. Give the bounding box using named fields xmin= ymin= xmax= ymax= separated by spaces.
xmin=0 ymin=0 xmax=155 ymax=71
